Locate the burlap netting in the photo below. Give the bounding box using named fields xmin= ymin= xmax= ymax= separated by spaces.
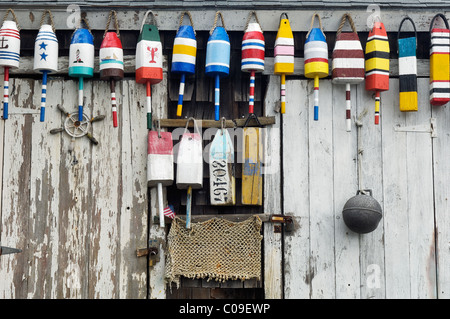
xmin=165 ymin=215 xmax=263 ymax=287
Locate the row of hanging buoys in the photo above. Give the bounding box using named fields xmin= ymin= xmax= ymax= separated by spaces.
xmin=172 ymin=11 xmax=197 ymax=117
xmin=332 ymin=13 xmax=364 ymax=132
xmin=0 ymin=9 xmax=20 ymax=120
xmin=100 ymin=10 xmax=124 ymax=128
xmin=274 ymin=13 xmax=294 ymax=114
xmin=305 ymin=13 xmax=329 ymax=121
xmin=206 ymin=11 xmax=230 ymax=121
xmin=429 ymin=13 xmax=450 ymax=106
xmin=398 ymin=17 xmax=418 ymax=112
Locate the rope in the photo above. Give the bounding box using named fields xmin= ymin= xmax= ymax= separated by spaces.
xmin=184 ymin=117 xmax=201 ymax=135
xmin=355 ymin=108 xmax=368 ymax=195
xmin=211 ymin=11 xmax=226 ymax=35
xmin=141 ymin=10 xmax=157 ymax=31
xmin=397 ymin=16 xmax=417 ymax=47
xmin=177 ymin=11 xmax=195 ymax=35
xmin=306 ymin=13 xmax=324 ymax=39
xmin=336 ymin=13 xmax=357 ymax=36
xmin=39 ymin=9 xmax=55 ymax=33
xmin=429 ymin=13 xmax=449 ymax=32
xmin=104 ymin=10 xmax=120 ymax=38
xmin=2 ymin=8 xmax=20 ymax=31
xmin=244 ymin=11 xmax=262 ymax=32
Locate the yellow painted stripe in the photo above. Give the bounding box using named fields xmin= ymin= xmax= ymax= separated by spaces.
xmin=399 ymin=91 xmax=418 ymax=112
xmin=304 ymin=61 xmax=329 ymax=78
xmin=173 ymin=44 xmax=197 ymax=56
xmin=274 ymin=62 xmax=294 ymax=74
xmin=365 ymin=39 xmax=390 ymax=53
xmin=365 ymin=57 xmax=389 ymax=72
xmin=276 ymin=19 xmax=293 ymax=39
xmin=430 ymin=54 xmax=450 ymax=80
xmin=242 ymin=127 xmax=262 ymax=206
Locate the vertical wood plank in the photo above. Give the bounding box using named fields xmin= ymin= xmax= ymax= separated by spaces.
xmin=27 ymin=78 xmax=63 ymax=298
xmin=381 ymin=79 xmax=411 ymax=298
xmin=263 ymin=75 xmax=282 ymax=299
xmin=282 ymin=79 xmax=311 ymax=298
xmin=432 ymin=90 xmax=450 ymax=299
xmin=118 ymin=80 xmax=148 ymax=299
xmin=406 ymin=78 xmax=436 ymax=298
xmin=356 ymin=83 xmax=386 ymax=299
xmin=56 ymin=79 xmax=92 ymax=299
xmin=308 ymin=80 xmax=335 ymax=299
xmin=88 ymin=80 xmax=121 ymax=298
xmin=332 ymin=81 xmax=361 ymax=299
xmin=149 ymin=74 xmax=168 ymax=299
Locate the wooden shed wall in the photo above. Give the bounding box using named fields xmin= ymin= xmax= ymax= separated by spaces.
xmin=0 ymin=5 xmax=449 ymax=299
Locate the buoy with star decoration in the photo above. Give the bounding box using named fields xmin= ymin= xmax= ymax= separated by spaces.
xmin=34 ymin=10 xmax=58 ymax=122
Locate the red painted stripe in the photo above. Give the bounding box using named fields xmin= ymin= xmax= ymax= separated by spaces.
xmin=243 ymin=31 xmax=264 ymax=41
xmin=333 ymin=68 xmax=365 ymax=79
xmin=148 ymin=131 xmax=173 ymax=155
xmin=332 ymin=49 xmax=364 ymax=59
xmin=336 ymin=32 xmax=360 ymax=41
xmin=431 ymin=28 xmax=450 ymax=33
xmin=305 ymin=57 xmax=328 ymax=64
xmin=242 ymin=48 xmax=265 ymax=59
xmin=346 ymin=91 xmax=351 ymax=100
xmin=346 ymin=109 xmax=351 ymax=119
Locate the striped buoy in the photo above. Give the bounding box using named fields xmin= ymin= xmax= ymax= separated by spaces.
xmin=136 ymin=11 xmax=163 ymax=130
xmin=205 ymin=11 xmax=230 ymax=121
xmin=398 ymin=17 xmax=418 ymax=112
xmin=0 ymin=9 xmax=20 ymax=120
xmin=429 ymin=13 xmax=450 ymax=106
xmin=304 ymin=13 xmax=329 ymax=121
xmin=365 ymin=18 xmax=389 ymax=125
xmin=172 ymin=11 xmax=197 ymax=117
xmin=34 ymin=10 xmax=58 ymax=122
xmin=241 ymin=11 xmax=265 ymax=115
xmin=332 ymin=13 xmax=364 ymax=132
xmin=100 ymin=11 xmax=124 ymax=127
xmin=274 ymin=13 xmax=294 ymax=114
xmin=69 ymin=18 xmax=94 ymax=122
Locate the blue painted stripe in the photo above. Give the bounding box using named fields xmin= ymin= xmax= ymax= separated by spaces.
xmin=36 ymin=37 xmax=58 ymax=43
xmin=241 ymin=61 xmax=264 ymax=66
xmin=305 ymin=28 xmax=326 ymax=43
xmin=242 ymin=42 xmax=265 ymax=48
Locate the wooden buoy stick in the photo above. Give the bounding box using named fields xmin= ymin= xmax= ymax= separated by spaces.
xmin=314 ymin=75 xmax=319 ymax=121
xmin=280 ymin=73 xmax=286 ymax=114
xmin=157 ymin=182 xmax=164 ymax=227
xmin=249 ymin=70 xmax=255 ymax=114
xmin=3 ymin=67 xmax=9 ymax=119
xmin=40 ymin=70 xmax=48 ymax=122
xmin=345 ymin=83 xmax=351 ymax=132
xmin=177 ymin=73 xmax=186 ymax=117
xmin=214 ymin=74 xmax=220 ymax=121
xmin=78 ymin=77 xmax=84 ymax=121
xmin=146 ymin=80 xmax=152 ymax=130
xmin=110 ymin=79 xmax=118 ymax=127
xmin=186 ymin=185 xmax=192 ymax=229
xmin=374 ymin=91 xmax=380 ymax=125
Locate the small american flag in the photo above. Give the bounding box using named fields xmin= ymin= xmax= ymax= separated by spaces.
xmin=163 ymin=205 xmax=175 ymax=219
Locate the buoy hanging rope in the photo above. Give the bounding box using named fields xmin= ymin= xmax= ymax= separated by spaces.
xmin=103 ymin=10 xmax=120 ymax=38
xmin=1 ymin=8 xmax=20 ymax=31
xmin=336 ymin=13 xmax=357 ymax=36
xmin=39 ymin=9 xmax=55 ymax=33
xmin=177 ymin=11 xmax=195 ymax=34
xmin=210 ymin=11 xmax=226 ymax=35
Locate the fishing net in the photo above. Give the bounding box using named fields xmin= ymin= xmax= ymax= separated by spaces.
xmin=165 ymin=215 xmax=263 ymax=287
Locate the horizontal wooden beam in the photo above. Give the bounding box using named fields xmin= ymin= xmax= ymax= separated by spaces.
xmin=1 ymin=8 xmax=443 ymax=32
xmin=167 ymin=213 xmax=271 ymax=223
xmin=159 ymin=116 xmax=276 ymax=128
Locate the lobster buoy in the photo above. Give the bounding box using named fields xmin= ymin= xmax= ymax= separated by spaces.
xmin=205 ymin=11 xmax=230 ymax=121
xmin=136 ymin=11 xmax=163 ymax=130
xmin=69 ymin=19 xmax=94 ymax=122
xmin=429 ymin=13 xmax=450 ymax=106
xmin=274 ymin=13 xmax=294 ymax=114
xmin=398 ymin=17 xmax=418 ymax=112
xmin=172 ymin=11 xmax=197 ymax=117
xmin=242 ymin=11 xmax=265 ymax=115
xmin=0 ymin=9 xmax=20 ymax=120
xmin=304 ymin=13 xmax=329 ymax=121
xmin=34 ymin=10 xmax=58 ymax=122
xmin=365 ymin=18 xmax=389 ymax=125
xmin=100 ymin=11 xmax=124 ymax=128
xmin=332 ymin=13 xmax=364 ymax=132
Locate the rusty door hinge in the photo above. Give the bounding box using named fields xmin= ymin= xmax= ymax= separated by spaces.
xmin=136 ymin=238 xmax=163 ymax=268
xmin=270 ymin=215 xmax=294 ymax=233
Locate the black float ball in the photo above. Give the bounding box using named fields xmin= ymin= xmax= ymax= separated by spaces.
xmin=342 ymin=190 xmax=382 ymax=234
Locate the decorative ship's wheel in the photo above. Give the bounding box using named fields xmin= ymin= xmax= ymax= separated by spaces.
xmin=50 ymin=105 xmax=105 ymax=163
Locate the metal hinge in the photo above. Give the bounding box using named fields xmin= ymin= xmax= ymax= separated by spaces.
xmin=270 ymin=215 xmax=294 ymax=233
xmin=394 ymin=118 xmax=437 ymax=138
xmin=136 ymin=238 xmax=163 ymax=268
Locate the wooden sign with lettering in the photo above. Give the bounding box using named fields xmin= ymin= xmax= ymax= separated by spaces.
xmin=209 ymin=128 xmax=235 ymax=206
